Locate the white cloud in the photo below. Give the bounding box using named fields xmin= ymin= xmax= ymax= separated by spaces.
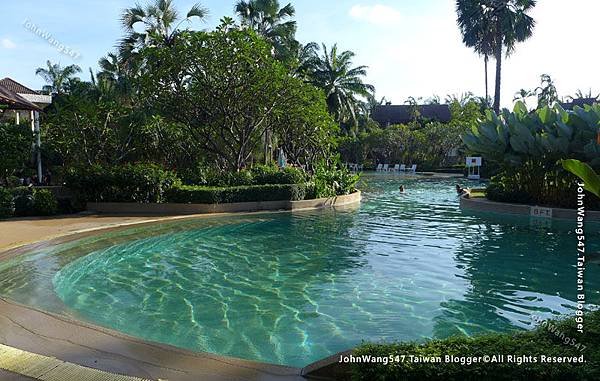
xmin=1 ymin=38 xmax=16 ymax=49
xmin=349 ymin=4 xmax=401 ymax=27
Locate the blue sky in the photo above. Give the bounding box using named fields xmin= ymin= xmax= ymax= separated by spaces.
xmin=1 ymin=0 xmax=599 ymax=107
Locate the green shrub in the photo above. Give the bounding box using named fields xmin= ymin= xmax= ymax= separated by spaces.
xmin=485 ymin=174 xmax=534 ymax=204
xmin=180 ymin=165 xmax=308 ymax=187
xmin=314 ymin=164 xmax=360 ymax=198
xmin=12 ymin=187 xmax=34 ymax=216
xmin=165 ymin=183 xmax=306 ymax=204
xmin=65 ymin=163 xmax=180 ymax=203
xmin=250 ymin=165 xmax=307 ymax=185
xmin=352 ymin=310 xmax=600 ymax=381
xmin=33 ymin=189 xmax=58 ymax=216
xmin=0 ymin=187 xmax=14 ymax=218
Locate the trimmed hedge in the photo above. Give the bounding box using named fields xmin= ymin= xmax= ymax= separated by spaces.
xmin=250 ymin=165 xmax=307 ymax=186
xmin=352 ymin=310 xmax=600 ymax=381
xmin=180 ymin=164 xmax=308 ymax=187
xmin=65 ymin=163 xmax=180 ymax=203
xmin=165 ymin=183 xmax=307 ymax=204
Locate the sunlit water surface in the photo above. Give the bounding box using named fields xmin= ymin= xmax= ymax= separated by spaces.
xmin=0 ymin=174 xmax=598 ymax=367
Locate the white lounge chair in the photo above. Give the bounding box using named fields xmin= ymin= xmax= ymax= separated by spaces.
xmin=408 ymin=164 xmax=417 ymax=173
xmin=392 ymin=164 xmax=400 ymax=172
xmin=382 ymin=164 xmax=389 ymax=171
xmin=376 ymin=164 xmax=383 ymax=171
xmin=399 ymin=164 xmax=406 ymax=172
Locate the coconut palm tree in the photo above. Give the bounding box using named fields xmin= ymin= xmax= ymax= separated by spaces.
xmin=35 ymin=60 xmax=81 ymax=95
xmin=309 ymin=44 xmax=374 ymax=128
xmin=295 ymin=42 xmax=320 ymax=79
xmin=456 ymin=0 xmax=536 ymax=113
xmin=234 ymin=0 xmax=297 ymax=59
xmin=456 ymin=1 xmax=495 ymax=104
xmin=119 ymin=0 xmax=208 ymax=63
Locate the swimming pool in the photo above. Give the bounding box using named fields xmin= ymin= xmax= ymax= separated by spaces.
xmin=0 ymin=174 xmax=598 ymax=367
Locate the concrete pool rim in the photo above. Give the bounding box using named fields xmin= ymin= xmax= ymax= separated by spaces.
xmin=460 ymin=194 xmax=600 ymax=221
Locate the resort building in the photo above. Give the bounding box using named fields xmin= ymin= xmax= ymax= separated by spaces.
xmin=371 ymin=103 xmax=452 ymax=127
xmin=0 ymin=77 xmax=52 ymax=180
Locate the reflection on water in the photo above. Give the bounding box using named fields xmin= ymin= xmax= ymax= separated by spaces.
xmin=0 ymin=174 xmax=598 ymax=367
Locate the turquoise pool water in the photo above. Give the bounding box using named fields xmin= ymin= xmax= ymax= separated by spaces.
xmin=0 ymin=174 xmax=599 ymax=367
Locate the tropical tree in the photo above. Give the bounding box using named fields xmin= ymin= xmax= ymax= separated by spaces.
xmin=92 ymin=52 xmax=132 ymax=95
xmin=119 ymin=0 xmax=208 ymax=63
xmin=456 ymin=0 xmax=536 ymax=113
xmin=234 ymin=0 xmax=297 ymax=60
xmin=456 ymin=1 xmax=495 ymax=102
xmin=308 ymin=43 xmax=374 ymax=130
xmin=513 ymin=88 xmax=534 ymax=107
xmin=35 ymin=60 xmax=81 ymax=95
xmin=295 ymin=42 xmax=320 ymax=79
xmin=566 ymin=89 xmax=600 ymax=102
xmin=139 ymin=23 xmax=336 ymax=171
xmin=534 ymin=73 xmax=558 ymax=108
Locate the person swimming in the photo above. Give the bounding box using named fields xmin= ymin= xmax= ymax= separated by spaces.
xmin=399 ymin=185 xmax=406 ymax=194
xmin=456 ymin=184 xmax=471 ymax=197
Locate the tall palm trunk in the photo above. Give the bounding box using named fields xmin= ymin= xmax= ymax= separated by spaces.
xmin=484 ymin=55 xmax=489 ymax=102
xmin=493 ymin=21 xmax=503 ymax=113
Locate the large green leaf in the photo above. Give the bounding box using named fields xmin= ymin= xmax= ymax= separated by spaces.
xmin=562 ymin=159 xmax=600 ymax=198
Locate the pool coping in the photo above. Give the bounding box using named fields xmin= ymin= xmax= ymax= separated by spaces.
xmin=459 ymin=194 xmax=600 ymax=221
xmin=0 ymin=196 xmax=363 ymax=380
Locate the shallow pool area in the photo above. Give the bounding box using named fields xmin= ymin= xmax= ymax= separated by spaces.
xmin=0 ymin=174 xmax=598 ymax=367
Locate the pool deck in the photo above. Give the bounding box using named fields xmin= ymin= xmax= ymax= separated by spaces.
xmin=0 ymin=298 xmax=305 ymax=381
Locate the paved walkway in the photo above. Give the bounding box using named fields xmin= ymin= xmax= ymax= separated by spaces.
xmin=0 ymin=214 xmax=166 ymax=252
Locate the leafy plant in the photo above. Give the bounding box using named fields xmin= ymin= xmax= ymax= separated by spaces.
xmin=463 ymin=103 xmax=600 ymax=208
xmin=0 ymin=188 xmax=14 ymax=218
xmin=313 ymin=161 xmax=359 ymax=198
xmin=353 ymin=310 xmax=600 ymax=381
xmin=12 ymin=187 xmax=35 ymax=217
xmin=33 ymin=189 xmax=58 ymax=216
xmin=562 ymin=159 xmax=600 ymax=198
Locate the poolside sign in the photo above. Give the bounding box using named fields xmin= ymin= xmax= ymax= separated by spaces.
xmin=466 ymin=157 xmax=482 ymax=180
xmin=530 ymin=206 xmax=553 ymax=218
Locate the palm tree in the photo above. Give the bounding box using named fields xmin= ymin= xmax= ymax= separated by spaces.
xmin=234 ymin=0 xmax=297 ymax=59
xmin=35 ymin=60 xmax=81 ymax=95
xmin=309 ymin=44 xmax=374 ymax=128
xmin=513 ymin=88 xmax=534 ymax=108
xmin=456 ymin=0 xmax=536 ymax=113
xmin=119 ymin=0 xmax=208 ymax=63
xmin=456 ymin=1 xmax=495 ymax=103
xmin=295 ymin=42 xmax=320 ymax=79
